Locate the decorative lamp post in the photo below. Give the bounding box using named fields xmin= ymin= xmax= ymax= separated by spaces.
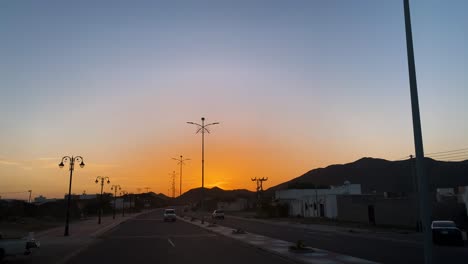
xmin=95 ymin=176 xmax=110 ymax=224
xmin=110 ymin=185 xmax=121 ymax=219
xmin=59 ymin=156 xmax=85 ymax=236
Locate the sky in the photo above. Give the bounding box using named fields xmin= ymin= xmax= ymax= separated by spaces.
xmin=1 ymin=0 xmax=467 ymax=200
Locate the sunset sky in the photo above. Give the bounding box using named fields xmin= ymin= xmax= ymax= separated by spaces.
xmin=1 ymin=0 xmax=467 ymax=200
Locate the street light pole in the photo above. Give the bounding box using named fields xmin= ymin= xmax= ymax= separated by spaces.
xmin=187 ymin=117 xmax=220 ymax=224
xmin=172 ymin=155 xmax=190 ymax=197
xmin=403 ymin=1 xmax=432 ymax=263
xmin=95 ymin=176 xmax=110 ymax=224
xmin=59 ymin=156 xmax=85 ymax=236
xmin=111 ymin=185 xmax=121 ymax=219
xmin=121 ymin=191 xmax=127 ymax=217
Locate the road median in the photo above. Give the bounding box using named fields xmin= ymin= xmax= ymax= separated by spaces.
xmin=178 ymin=215 xmax=379 ymax=264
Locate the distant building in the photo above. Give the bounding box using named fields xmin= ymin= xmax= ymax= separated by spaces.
xmin=80 ymin=194 xmax=98 ymax=200
xmin=33 ymin=195 xmax=58 ymax=204
xmin=275 ymin=183 xmax=361 ymax=218
xmin=217 ymin=198 xmax=249 ymax=211
xmin=113 ymin=198 xmax=134 ymax=209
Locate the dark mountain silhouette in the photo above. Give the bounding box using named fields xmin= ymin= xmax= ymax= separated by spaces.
xmin=176 ymin=186 xmax=255 ymax=204
xmin=267 ymin=157 xmax=468 ymax=194
xmin=152 ymin=192 xmax=171 ymax=200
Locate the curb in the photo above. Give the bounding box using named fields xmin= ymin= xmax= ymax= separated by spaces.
xmin=225 ymin=215 xmax=422 ymax=245
xmin=178 ymin=216 xmax=379 ymax=264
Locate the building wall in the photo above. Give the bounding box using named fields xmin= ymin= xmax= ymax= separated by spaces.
xmin=275 ymin=185 xmax=361 ymax=219
xmin=217 ymin=198 xmax=248 ymax=211
xmin=337 ymin=194 xmax=419 ymax=227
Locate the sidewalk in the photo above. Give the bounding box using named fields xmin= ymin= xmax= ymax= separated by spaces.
xmin=179 ymin=215 xmax=379 ymax=264
xmin=8 ymin=210 xmax=155 ymax=264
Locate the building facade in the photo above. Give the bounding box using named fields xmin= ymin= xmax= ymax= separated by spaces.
xmin=275 ymin=184 xmax=362 ymax=218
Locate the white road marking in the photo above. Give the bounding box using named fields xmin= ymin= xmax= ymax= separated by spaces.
xmin=168 ymin=238 xmax=176 ymax=247
xmin=128 ymin=218 xmax=164 ymax=221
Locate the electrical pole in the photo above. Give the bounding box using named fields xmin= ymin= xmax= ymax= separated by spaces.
xmin=28 ymin=190 xmax=32 ymax=203
xmin=403 ymin=1 xmax=432 ymax=263
xmin=169 ymin=171 xmax=177 ymax=198
xmin=173 ymin=155 xmax=190 ymax=197
xmin=251 ymin=177 xmax=268 ymax=208
xmin=144 ymin=187 xmax=151 ymax=193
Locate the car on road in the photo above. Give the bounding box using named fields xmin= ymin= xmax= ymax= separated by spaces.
xmin=164 ymin=208 xmax=177 ymax=222
xmin=0 ymin=233 xmax=40 ymax=262
xmin=212 ymin=209 xmax=225 ymax=220
xmin=431 ymin=220 xmax=464 ymax=246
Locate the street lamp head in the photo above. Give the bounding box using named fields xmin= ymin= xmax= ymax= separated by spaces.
xmin=59 ymin=162 xmax=64 ymax=168
xmin=79 ymin=161 xmax=85 ymax=168
xmin=95 ymin=179 xmax=99 ymax=184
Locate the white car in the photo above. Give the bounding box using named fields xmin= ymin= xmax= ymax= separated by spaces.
xmin=212 ymin=209 xmax=225 ymax=220
xmin=163 ymin=209 xmax=177 ymax=222
xmin=0 ymin=233 xmax=40 ymax=261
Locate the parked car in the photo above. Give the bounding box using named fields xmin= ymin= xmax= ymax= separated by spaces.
xmin=431 ymin=220 xmax=464 ymax=246
xmin=164 ymin=208 xmax=177 ymax=222
xmin=212 ymin=209 xmax=225 ymax=220
xmin=0 ymin=233 xmax=40 ymax=261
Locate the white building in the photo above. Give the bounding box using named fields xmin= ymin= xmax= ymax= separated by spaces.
xmin=275 ymin=183 xmax=361 ymax=218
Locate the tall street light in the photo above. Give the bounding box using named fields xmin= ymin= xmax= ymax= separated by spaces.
xmin=95 ymin=176 xmax=110 ymax=224
xmin=187 ymin=117 xmax=219 ymax=224
xmin=403 ymin=0 xmax=432 ymax=263
xmin=111 ymin=185 xmax=121 ymax=219
xmin=59 ymin=156 xmax=85 ymax=236
xmin=172 ymin=155 xmax=190 ymax=197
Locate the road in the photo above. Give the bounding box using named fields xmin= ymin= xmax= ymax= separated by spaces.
xmin=216 ymin=215 xmax=468 ymax=264
xmin=65 ymin=209 xmax=293 ymax=264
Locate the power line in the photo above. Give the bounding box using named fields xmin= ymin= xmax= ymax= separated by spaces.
xmin=0 ymin=191 xmax=30 ymax=194
xmin=426 ymin=151 xmax=468 ymax=158
xmin=431 ymin=154 xmax=468 ymax=160
xmin=425 ymin=147 xmax=468 ymax=156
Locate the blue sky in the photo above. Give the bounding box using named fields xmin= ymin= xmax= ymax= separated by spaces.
xmin=0 ymin=0 xmax=467 ymax=198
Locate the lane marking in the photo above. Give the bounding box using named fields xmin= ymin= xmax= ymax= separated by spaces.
xmin=128 ymin=218 xmax=164 ymax=221
xmin=109 ymin=234 xmax=216 ymax=239
xmin=168 ymin=238 xmax=176 ymax=247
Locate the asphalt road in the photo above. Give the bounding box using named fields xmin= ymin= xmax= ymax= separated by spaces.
xmin=216 ymin=215 xmax=468 ymax=264
xmin=65 ymin=209 xmax=293 ymax=264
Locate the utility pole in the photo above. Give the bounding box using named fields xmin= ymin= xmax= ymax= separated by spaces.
xmin=28 ymin=190 xmax=32 ymax=203
xmin=172 ymin=155 xmax=190 ymax=197
xmin=169 ymin=171 xmax=177 ymax=198
xmin=251 ymin=177 xmax=268 ymax=208
xmin=403 ymin=1 xmax=432 ymax=263
xmin=144 ymin=187 xmax=151 ymax=193
xmin=410 ymin=155 xmax=421 ymax=231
